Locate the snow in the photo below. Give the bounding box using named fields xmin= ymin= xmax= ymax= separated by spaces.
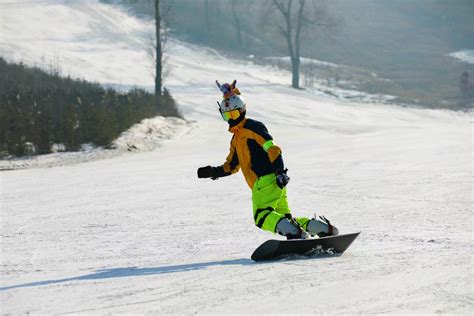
xmin=113 ymin=117 xmax=192 ymax=152
xmin=1 ymin=0 xmax=473 ymax=314
xmin=0 ymin=0 xmax=155 ymax=86
xmin=0 ymin=117 xmax=191 ymax=170
xmin=449 ymin=50 xmax=474 ymax=65
xmin=266 ymin=56 xmax=340 ymax=68
xmin=264 ymin=56 xmax=396 ymax=104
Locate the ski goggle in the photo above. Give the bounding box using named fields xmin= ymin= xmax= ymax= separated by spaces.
xmin=220 ymin=108 xmax=241 ymax=121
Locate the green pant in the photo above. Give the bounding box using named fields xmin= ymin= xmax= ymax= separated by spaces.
xmin=252 ymin=174 xmax=310 ymax=233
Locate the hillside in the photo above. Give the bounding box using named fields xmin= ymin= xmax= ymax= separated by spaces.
xmin=120 ymin=0 xmax=474 ymax=109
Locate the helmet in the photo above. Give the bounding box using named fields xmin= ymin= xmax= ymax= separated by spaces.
xmin=216 ymin=80 xmax=246 ymax=121
xmin=218 ymin=94 xmax=246 ymax=121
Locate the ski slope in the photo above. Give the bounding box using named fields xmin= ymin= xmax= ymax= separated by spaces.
xmin=1 ymin=1 xmax=473 ymax=314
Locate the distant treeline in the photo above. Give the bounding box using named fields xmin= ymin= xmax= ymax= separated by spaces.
xmin=0 ymin=58 xmax=180 ymax=158
xmin=115 ymin=0 xmax=473 ymax=110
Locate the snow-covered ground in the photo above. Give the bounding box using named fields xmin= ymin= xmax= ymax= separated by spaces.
xmin=264 ymin=56 xmax=397 ymax=104
xmin=0 ymin=117 xmax=192 ymax=170
xmin=265 ymin=56 xmax=340 ymax=68
xmin=0 ymin=0 xmax=154 ymax=86
xmin=1 ymin=1 xmax=473 ymax=314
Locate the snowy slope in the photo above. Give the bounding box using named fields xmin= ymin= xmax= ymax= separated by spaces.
xmin=0 ymin=0 xmax=154 ymax=86
xmin=1 ymin=1 xmax=473 ymax=314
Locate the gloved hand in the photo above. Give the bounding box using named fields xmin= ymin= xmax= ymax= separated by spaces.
xmin=275 ymin=168 xmax=290 ymax=189
xmin=197 ymin=166 xmax=219 ymax=180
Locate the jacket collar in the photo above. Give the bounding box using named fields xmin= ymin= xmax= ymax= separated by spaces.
xmin=229 ymin=118 xmax=247 ymax=133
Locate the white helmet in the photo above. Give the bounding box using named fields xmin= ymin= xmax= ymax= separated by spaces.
xmin=219 ymin=94 xmax=246 ymax=112
xmin=218 ymin=94 xmax=246 ymax=121
xmin=216 ymin=80 xmax=246 ymax=121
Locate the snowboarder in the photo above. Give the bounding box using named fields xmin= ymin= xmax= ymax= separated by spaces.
xmin=197 ymin=80 xmax=339 ymax=239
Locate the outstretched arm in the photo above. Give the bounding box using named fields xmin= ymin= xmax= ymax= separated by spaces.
xmin=197 ymin=140 xmax=240 ymax=180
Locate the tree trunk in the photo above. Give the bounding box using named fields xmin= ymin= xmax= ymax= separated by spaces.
xmin=232 ymin=0 xmax=242 ymax=48
xmin=155 ymin=0 xmax=162 ymax=106
xmin=291 ymin=56 xmax=300 ymax=89
xmin=292 ymin=0 xmax=305 ymax=89
xmin=274 ymin=0 xmax=302 ymax=89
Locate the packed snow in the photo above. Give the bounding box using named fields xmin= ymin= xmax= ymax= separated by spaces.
xmin=1 ymin=0 xmax=473 ymax=314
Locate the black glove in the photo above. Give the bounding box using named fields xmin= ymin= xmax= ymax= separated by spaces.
xmin=197 ymin=166 xmax=219 ymax=180
xmin=275 ymin=168 xmax=290 ymax=189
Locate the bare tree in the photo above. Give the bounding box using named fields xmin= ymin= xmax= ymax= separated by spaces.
xmin=154 ymin=0 xmax=162 ymax=103
xmin=271 ymin=0 xmax=335 ymax=89
xmin=129 ymin=0 xmax=169 ymax=108
xmin=272 ymin=0 xmax=305 ymax=89
xmin=231 ymin=0 xmax=243 ymax=48
xmin=146 ymin=0 xmax=172 ymax=109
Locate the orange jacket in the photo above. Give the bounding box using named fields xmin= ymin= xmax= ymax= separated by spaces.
xmin=216 ymin=117 xmax=284 ymax=189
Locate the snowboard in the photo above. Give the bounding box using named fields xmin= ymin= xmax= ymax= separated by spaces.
xmin=251 ymin=232 xmax=360 ymax=262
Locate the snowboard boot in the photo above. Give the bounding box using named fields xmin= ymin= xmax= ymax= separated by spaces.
xmin=306 ymin=214 xmax=339 ymax=238
xmin=276 ymin=217 xmax=310 ymax=240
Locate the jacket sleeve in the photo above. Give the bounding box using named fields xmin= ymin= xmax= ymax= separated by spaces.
xmin=247 ymin=121 xmax=285 ymax=173
xmin=215 ymin=137 xmax=240 ymax=177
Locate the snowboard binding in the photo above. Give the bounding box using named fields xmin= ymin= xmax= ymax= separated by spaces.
xmin=276 ymin=215 xmax=310 ymax=240
xmin=312 ymin=214 xmax=339 ymax=237
xmin=288 ymin=217 xmax=310 ymax=240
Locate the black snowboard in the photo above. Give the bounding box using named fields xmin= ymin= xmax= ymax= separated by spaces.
xmin=251 ymin=232 xmax=360 ymax=262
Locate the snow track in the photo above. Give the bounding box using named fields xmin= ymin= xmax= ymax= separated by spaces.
xmin=1 ymin=0 xmax=473 ymax=314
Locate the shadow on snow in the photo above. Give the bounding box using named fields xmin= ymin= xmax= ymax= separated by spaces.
xmin=0 ymin=258 xmax=253 ymax=292
xmin=1 ymin=252 xmax=341 ymax=292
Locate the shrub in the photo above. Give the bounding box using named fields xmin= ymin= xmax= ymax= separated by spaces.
xmin=0 ymin=58 xmax=181 ymax=158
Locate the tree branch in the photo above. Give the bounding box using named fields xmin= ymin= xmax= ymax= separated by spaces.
xmin=272 ymin=0 xmax=286 ymax=16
